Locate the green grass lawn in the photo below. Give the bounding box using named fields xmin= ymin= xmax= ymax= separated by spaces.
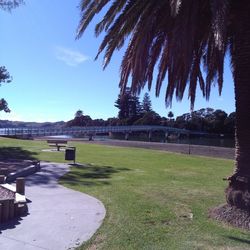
xmin=1 ymin=137 xmax=250 ymax=249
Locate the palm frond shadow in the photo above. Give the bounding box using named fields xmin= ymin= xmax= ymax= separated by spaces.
xmin=226 ymin=236 xmax=250 ymax=245
xmin=61 ymin=164 xmax=130 ymax=186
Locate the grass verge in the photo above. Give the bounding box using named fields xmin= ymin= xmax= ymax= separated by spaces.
xmin=1 ymin=137 xmax=250 ymax=249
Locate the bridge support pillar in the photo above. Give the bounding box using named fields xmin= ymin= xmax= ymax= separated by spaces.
xmin=164 ymin=132 xmax=169 ymax=142
xmin=88 ymin=134 xmax=93 ymax=141
xmin=125 ymin=132 xmax=129 ymax=140
xmin=148 ymin=131 xmax=152 ymax=142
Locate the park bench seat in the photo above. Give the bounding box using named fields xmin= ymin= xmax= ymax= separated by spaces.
xmin=47 ymin=140 xmax=68 ymax=151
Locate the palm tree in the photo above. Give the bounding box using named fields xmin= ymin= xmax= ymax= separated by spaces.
xmin=77 ymin=0 xmax=250 ymax=211
xmin=142 ymin=93 xmax=152 ymax=113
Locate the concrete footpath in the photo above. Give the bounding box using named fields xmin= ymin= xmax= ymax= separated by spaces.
xmin=0 ymin=162 xmax=106 ymax=250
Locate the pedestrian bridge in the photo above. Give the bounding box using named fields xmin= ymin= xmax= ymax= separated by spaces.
xmin=0 ymin=125 xmax=193 ymax=137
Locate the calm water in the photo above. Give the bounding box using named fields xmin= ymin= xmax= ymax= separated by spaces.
xmin=170 ymin=137 xmax=234 ymax=148
xmin=121 ymin=135 xmax=234 ymax=148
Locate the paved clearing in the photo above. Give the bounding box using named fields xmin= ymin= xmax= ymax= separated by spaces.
xmin=0 ymin=162 xmax=106 ymax=250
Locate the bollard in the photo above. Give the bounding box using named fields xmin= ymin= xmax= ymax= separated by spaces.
xmin=14 ymin=203 xmax=19 ymax=216
xmin=0 ymin=175 xmax=5 ymax=184
xmin=16 ymin=178 xmax=25 ymax=195
xmin=9 ymin=199 xmax=15 ymax=220
xmin=1 ymin=199 xmax=10 ymax=222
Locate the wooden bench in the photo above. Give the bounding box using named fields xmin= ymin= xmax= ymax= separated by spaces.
xmin=47 ymin=140 xmax=68 ymax=151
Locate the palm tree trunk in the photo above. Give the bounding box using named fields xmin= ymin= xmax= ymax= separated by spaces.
xmin=226 ymin=5 xmax=250 ymax=210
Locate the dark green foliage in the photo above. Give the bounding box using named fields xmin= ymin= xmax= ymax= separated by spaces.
xmin=167 ymin=111 xmax=174 ymax=119
xmin=0 ymin=66 xmax=12 ymax=84
xmin=134 ymin=111 xmax=161 ymax=126
xmin=142 ymin=93 xmax=152 ymax=113
xmin=0 ymin=66 xmax=11 ymax=113
xmin=75 ymin=110 xmax=83 ymax=118
xmin=67 ymin=111 xmax=108 ymax=127
xmin=67 ymin=114 xmax=92 ymax=127
xmin=115 ymin=88 xmax=142 ymax=124
xmin=224 ymin=112 xmax=236 ymax=134
xmin=1 ymin=1 xmax=24 ymax=113
xmin=106 ymin=117 xmax=119 ymax=126
xmin=0 ymin=98 xmax=10 ymax=113
xmin=174 ymin=108 xmax=234 ymax=135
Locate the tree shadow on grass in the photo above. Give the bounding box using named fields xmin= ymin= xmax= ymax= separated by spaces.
xmin=226 ymin=236 xmax=250 ymax=245
xmin=0 ymin=147 xmax=38 ymax=161
xmin=60 ymin=163 xmax=130 ymax=187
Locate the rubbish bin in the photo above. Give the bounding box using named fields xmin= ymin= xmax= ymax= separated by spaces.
xmin=65 ymin=147 xmax=76 ymax=164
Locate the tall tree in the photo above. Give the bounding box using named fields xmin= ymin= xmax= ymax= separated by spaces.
xmin=67 ymin=111 xmax=92 ymax=127
xmin=115 ymin=88 xmax=141 ymax=123
xmin=75 ymin=109 xmax=83 ymax=118
xmin=167 ymin=111 xmax=174 ymax=119
xmin=142 ymin=93 xmax=152 ymax=113
xmin=77 ymin=1 xmax=250 ymax=212
xmin=167 ymin=111 xmax=174 ymax=127
xmin=224 ymin=112 xmax=236 ymax=135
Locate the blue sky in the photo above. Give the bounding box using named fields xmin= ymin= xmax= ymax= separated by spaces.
xmin=0 ymin=0 xmax=235 ymax=122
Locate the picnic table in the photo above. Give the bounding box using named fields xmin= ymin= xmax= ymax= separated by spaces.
xmin=47 ymin=140 xmax=68 ymax=151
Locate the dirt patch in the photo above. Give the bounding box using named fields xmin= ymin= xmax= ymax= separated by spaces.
xmin=209 ymin=204 xmax=250 ymax=230
xmin=86 ymin=234 xmax=106 ymax=250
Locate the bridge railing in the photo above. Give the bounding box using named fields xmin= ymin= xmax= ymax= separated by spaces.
xmin=0 ymin=125 xmax=194 ymax=137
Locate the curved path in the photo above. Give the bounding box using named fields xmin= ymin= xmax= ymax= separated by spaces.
xmin=0 ymin=162 xmax=106 ymax=250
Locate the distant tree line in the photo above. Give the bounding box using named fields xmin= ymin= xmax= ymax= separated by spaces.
xmin=174 ymin=108 xmax=235 ymax=135
xmin=66 ymin=89 xmax=235 ymax=136
xmin=0 ymin=120 xmax=65 ymax=129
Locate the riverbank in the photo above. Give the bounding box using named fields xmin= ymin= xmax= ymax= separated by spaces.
xmin=35 ymin=136 xmax=234 ymax=159
xmin=71 ymin=139 xmax=235 ymax=160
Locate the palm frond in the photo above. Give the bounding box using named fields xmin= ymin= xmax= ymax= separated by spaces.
xmin=95 ymin=0 xmax=127 ymax=36
xmin=77 ymin=0 xmax=231 ymax=109
xmin=77 ymin=0 xmax=110 ymax=39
